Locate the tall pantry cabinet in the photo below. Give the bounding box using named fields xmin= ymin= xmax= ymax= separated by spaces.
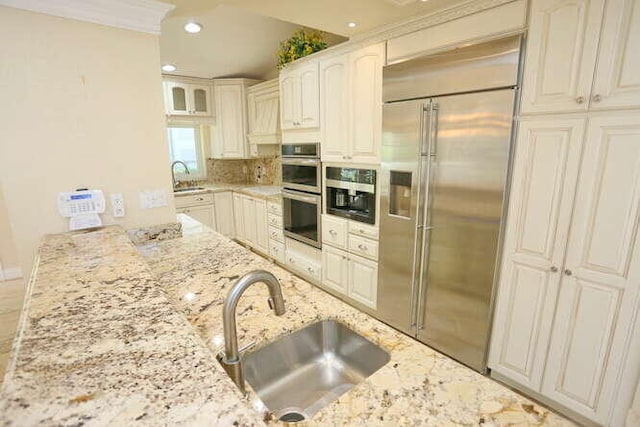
xmin=489 ymin=0 xmax=640 ymax=425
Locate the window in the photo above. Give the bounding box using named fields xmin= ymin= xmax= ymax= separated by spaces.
xmin=167 ymin=124 xmax=206 ymax=180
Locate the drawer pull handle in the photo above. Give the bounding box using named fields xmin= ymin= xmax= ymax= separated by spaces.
xmin=358 ymin=244 xmax=368 ymax=251
xmin=196 ymin=197 xmax=204 ymax=201
xmin=564 ymin=269 xmax=573 ymax=276
xmin=307 ymin=267 xmax=314 ymax=273
xmin=359 ymin=229 xmax=365 ymax=233
xmin=329 ymin=230 xmax=337 ymax=235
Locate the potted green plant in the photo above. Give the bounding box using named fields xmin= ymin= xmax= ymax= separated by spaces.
xmin=276 ymin=29 xmax=328 ymax=69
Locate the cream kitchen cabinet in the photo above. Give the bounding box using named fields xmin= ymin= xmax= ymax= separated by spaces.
xmin=177 ymin=205 xmax=215 ymax=229
xmin=521 ymin=0 xmax=640 ymax=114
xmin=322 ymin=245 xmax=378 ymax=310
xmin=321 ymin=214 xmax=379 ymax=309
xmin=279 ymin=60 xmax=320 ymax=130
xmin=236 ymin=193 xmax=269 ymax=254
xmin=233 ymin=193 xmax=245 ymax=241
xmin=247 ymin=79 xmax=281 ymax=145
xmin=164 ymin=79 xmax=212 ymax=117
xmin=347 ymin=253 xmax=378 ymax=309
xmin=320 ymin=43 xmax=384 ymax=163
xmin=213 ymin=191 xmax=235 ymax=237
xmin=212 ymin=79 xmax=259 ymax=159
xmin=175 ymin=192 xmax=217 ymax=229
xmin=322 ymin=245 xmax=349 ymax=294
xmin=489 ymin=114 xmax=640 ymax=425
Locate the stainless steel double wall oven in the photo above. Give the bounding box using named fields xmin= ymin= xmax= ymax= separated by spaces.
xmin=281 ymin=143 xmax=322 ymax=248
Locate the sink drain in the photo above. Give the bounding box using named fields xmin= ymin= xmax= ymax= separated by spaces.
xmin=279 ymin=412 xmax=306 ymax=422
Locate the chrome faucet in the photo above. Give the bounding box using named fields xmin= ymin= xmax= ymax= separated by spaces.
xmin=171 ymin=160 xmax=190 ymax=189
xmin=221 ymin=270 xmax=286 ymax=394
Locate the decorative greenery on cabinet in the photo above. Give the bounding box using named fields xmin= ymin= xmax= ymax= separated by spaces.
xmin=277 ymin=29 xmax=327 ymax=69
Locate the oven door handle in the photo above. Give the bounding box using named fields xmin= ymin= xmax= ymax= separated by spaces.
xmin=281 ymin=158 xmax=320 ymax=166
xmin=282 ymin=189 xmax=320 ymax=204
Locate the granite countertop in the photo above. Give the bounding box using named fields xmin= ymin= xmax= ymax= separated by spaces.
xmin=0 ymin=216 xmax=575 ymax=426
xmin=173 ymin=184 xmax=281 ymax=200
xmin=0 ymin=226 xmax=263 ymax=426
xmin=139 ymin=216 xmax=576 ymax=426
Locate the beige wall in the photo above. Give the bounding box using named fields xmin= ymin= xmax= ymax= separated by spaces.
xmin=0 ymin=6 xmax=176 ymax=275
xmin=0 ymin=183 xmax=20 ymax=275
xmin=629 ymin=380 xmax=640 ymax=426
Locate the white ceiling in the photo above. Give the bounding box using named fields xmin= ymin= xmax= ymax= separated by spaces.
xmin=160 ymin=0 xmax=468 ymax=80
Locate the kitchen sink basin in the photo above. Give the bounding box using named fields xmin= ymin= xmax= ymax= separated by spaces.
xmin=243 ymin=319 xmax=390 ymax=422
xmin=173 ymin=186 xmax=205 ymax=193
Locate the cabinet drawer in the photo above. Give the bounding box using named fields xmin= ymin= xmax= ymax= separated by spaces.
xmin=322 ymin=215 xmax=348 ymax=249
xmin=267 ymin=200 xmax=282 ymax=215
xmin=268 ymin=226 xmax=284 ymax=243
xmin=348 ymin=234 xmax=378 ymax=261
xmin=286 ymin=251 xmax=321 ymax=281
xmin=174 ymin=192 xmax=213 ymax=208
xmin=267 ymin=213 xmax=283 ymax=228
xmin=269 ymin=241 xmax=285 ymax=263
xmin=348 ymin=221 xmax=379 ymax=240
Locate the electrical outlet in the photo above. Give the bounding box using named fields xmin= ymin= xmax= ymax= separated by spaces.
xmin=110 ymin=193 xmax=125 ymax=217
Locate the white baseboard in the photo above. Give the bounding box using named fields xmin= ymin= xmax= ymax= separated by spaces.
xmin=0 ymin=267 xmax=23 ymax=281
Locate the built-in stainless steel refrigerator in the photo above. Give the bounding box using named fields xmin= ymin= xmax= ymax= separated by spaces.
xmin=377 ymin=36 xmax=521 ymax=372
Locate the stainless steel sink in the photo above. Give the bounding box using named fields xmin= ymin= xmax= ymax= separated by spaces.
xmin=243 ymin=320 xmax=390 ymax=422
xmin=173 ymin=186 xmax=205 ymax=193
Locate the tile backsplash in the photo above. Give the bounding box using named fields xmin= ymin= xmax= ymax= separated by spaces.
xmin=206 ymin=156 xmax=281 ymax=185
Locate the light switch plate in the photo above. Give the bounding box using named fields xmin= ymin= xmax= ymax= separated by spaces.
xmin=110 ymin=193 xmax=125 ymax=217
xmin=139 ymin=189 xmax=168 ymax=209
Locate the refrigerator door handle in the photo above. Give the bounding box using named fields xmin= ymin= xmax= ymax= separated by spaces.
xmin=415 ymin=103 xmax=438 ymax=331
xmin=429 ymin=104 xmax=439 ymax=157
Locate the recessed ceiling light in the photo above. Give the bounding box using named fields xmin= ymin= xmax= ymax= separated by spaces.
xmin=162 ymin=64 xmax=176 ymax=72
xmin=347 ymin=22 xmax=357 ymax=28
xmin=184 ymin=22 xmax=202 ymax=33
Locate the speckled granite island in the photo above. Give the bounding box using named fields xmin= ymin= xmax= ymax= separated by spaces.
xmin=0 ymin=216 xmax=575 ymax=426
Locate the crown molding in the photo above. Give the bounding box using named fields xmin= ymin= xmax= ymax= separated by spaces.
xmin=0 ymin=0 xmax=174 ymax=35
xmin=351 ymin=0 xmax=517 ymax=44
xmin=280 ymin=0 xmax=519 ymax=68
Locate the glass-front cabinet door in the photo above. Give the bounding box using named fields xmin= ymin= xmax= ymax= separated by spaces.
xmin=190 ymin=85 xmax=211 ymax=116
xmin=163 ymin=81 xmax=212 ymax=116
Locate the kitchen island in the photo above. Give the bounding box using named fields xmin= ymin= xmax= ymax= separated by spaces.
xmin=0 ymin=216 xmax=575 ymax=425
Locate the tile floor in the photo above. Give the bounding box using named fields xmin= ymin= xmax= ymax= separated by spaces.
xmin=0 ymin=278 xmax=25 ymax=383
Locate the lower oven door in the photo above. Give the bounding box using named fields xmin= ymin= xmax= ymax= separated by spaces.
xmin=282 ymin=189 xmax=322 ymax=248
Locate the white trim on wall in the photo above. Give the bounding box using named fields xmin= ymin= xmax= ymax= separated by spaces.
xmin=0 ymin=0 xmax=174 ymax=35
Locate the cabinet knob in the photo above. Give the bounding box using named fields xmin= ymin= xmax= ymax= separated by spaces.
xmin=576 ymin=96 xmax=585 ymax=104
xmin=307 ymin=267 xmax=314 ymax=273
xmin=196 ymin=197 xmax=204 ymax=201
xmin=358 ymin=244 xmax=368 ymax=251
xmin=564 ymin=269 xmax=573 ymax=276
xmin=592 ymin=94 xmax=602 ymax=102
xmin=550 ymin=266 xmax=558 ymax=272
xmin=329 ymin=229 xmax=337 ymax=235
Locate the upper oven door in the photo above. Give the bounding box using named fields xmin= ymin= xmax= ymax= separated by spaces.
xmin=282 ymin=158 xmax=321 ymax=193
